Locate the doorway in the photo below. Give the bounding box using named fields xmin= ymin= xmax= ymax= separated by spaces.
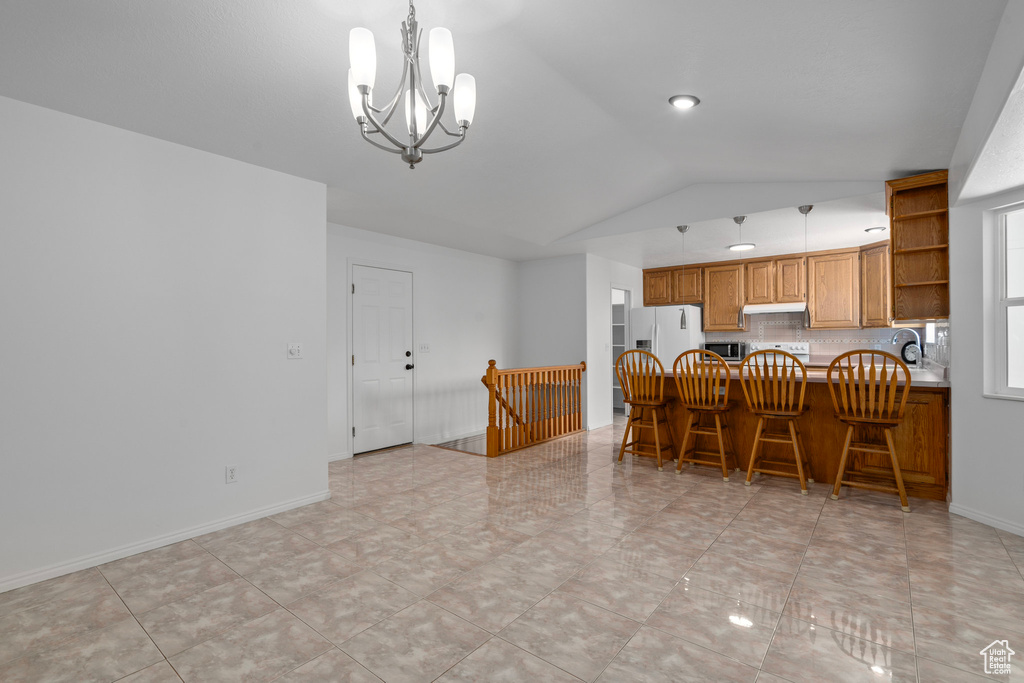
xmin=612 ymin=288 xmax=630 ymax=415
xmin=352 ymin=265 xmax=414 ymax=454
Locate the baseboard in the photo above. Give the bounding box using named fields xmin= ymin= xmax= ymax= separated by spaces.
xmin=0 ymin=488 xmax=332 ymax=594
xmin=329 ymin=451 xmax=352 ymax=462
xmin=948 ymin=503 xmax=1024 ymax=537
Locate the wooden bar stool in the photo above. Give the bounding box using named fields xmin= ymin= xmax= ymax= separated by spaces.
xmin=672 ymin=350 xmax=738 ymax=481
xmin=616 ymin=350 xmax=675 ymax=470
xmin=827 ymin=350 xmax=913 ymax=511
xmin=739 ymin=350 xmax=813 ymax=494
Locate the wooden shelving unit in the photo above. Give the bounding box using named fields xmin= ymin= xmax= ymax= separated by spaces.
xmin=886 ymin=170 xmax=950 ymax=321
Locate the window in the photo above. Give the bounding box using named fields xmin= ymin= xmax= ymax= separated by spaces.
xmin=997 ymin=207 xmax=1024 ymax=396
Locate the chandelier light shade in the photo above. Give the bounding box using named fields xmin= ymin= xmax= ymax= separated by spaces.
xmin=347 ymin=1 xmax=476 ymax=169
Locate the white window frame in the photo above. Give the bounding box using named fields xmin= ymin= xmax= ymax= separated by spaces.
xmin=994 ymin=204 xmax=1024 ymax=398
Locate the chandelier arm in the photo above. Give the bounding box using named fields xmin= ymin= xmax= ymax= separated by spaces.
xmin=360 ymin=127 xmax=403 ymax=154
xmin=412 ymin=92 xmax=448 ymax=149
xmin=420 ymin=129 xmax=467 ymax=154
xmin=436 ymin=121 xmax=464 ymax=137
xmin=361 ymin=94 xmax=409 ymax=150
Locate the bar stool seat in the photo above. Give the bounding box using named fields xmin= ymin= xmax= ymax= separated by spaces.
xmin=739 ymin=350 xmax=813 ymax=494
xmin=616 ymin=350 xmax=675 ymax=470
xmin=673 ymin=350 xmax=739 ymax=481
xmin=827 ymin=350 xmax=913 ymax=512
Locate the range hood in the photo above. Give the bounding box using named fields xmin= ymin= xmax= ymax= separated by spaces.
xmin=742 ymin=302 xmax=808 ymax=315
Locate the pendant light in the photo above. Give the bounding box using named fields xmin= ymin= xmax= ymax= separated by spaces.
xmin=677 ymin=225 xmax=689 ymax=329
xmin=728 ymin=216 xmax=755 ymax=251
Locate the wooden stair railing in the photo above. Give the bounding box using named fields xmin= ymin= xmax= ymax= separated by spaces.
xmin=481 ymin=359 xmax=587 ymax=457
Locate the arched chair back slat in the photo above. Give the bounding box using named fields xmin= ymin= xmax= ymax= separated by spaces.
xmin=827 ymin=350 xmax=911 ymax=423
xmin=673 ymin=350 xmax=730 ymax=410
xmin=616 ymin=350 xmax=664 ymax=405
xmin=740 ymin=350 xmax=808 ymax=416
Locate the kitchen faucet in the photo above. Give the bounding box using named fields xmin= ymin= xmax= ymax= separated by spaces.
xmin=891 ymin=328 xmax=923 ymax=359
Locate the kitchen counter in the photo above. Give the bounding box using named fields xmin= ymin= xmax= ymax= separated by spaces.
xmin=708 ymin=357 xmax=950 ymax=388
xmin=634 ymin=355 xmax=951 ymax=500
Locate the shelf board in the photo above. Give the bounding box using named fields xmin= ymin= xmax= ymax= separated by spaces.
xmin=893 ymin=244 xmax=949 ymax=255
xmin=891 ymin=208 xmax=948 ymax=220
xmin=894 ymin=280 xmax=949 ymax=288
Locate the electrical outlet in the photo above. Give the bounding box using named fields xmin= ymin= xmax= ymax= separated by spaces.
xmin=225 ymin=465 xmax=238 ymax=484
xmin=287 ymin=343 xmax=302 ymax=359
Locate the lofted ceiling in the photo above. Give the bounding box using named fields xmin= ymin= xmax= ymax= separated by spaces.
xmin=0 ymin=0 xmax=1008 ymax=265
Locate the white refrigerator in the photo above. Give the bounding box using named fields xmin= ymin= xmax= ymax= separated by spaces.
xmin=629 ymin=305 xmax=705 ymax=368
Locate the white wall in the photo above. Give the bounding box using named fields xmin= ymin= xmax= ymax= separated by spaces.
xmin=0 ymin=96 xmax=328 ymax=591
xmin=585 ymin=255 xmax=642 ymax=429
xmin=949 ymin=189 xmax=1024 ymax=535
xmin=326 ymin=224 xmax=519 ymax=457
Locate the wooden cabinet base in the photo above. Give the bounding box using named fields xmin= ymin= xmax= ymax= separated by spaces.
xmin=634 ymin=379 xmax=949 ymax=501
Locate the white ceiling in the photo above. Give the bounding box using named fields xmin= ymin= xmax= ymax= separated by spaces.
xmin=0 ymin=0 xmax=1008 ymax=266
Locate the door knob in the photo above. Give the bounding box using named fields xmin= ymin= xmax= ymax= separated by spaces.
xmin=405 ymin=363 xmax=415 ymax=370
xmin=406 ymin=351 xmax=412 ymax=357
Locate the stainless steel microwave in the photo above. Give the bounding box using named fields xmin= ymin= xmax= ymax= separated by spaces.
xmin=702 ymin=342 xmax=746 ymax=361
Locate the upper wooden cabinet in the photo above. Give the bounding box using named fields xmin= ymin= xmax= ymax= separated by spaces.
xmin=643 ymin=269 xmax=672 ymax=306
xmin=745 ymin=260 xmax=774 ymax=305
xmin=886 ymin=171 xmax=950 ymax=320
xmin=672 ymin=267 xmax=703 ymax=304
xmin=704 ymin=263 xmax=746 ymax=332
xmin=807 ymin=250 xmax=860 ymax=329
xmin=861 ymin=243 xmax=891 ymax=328
xmin=775 ymin=256 xmax=806 ymax=303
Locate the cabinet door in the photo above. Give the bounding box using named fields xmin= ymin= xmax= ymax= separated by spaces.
xmin=672 ymin=267 xmax=703 ymax=304
xmin=807 ymin=251 xmax=860 ymax=329
xmin=775 ymin=257 xmax=805 ymax=303
xmin=703 ymin=264 xmax=746 ymax=331
xmin=745 ymin=261 xmax=774 ymax=305
xmin=861 ymin=244 xmax=891 ymax=328
xmin=643 ymin=270 xmax=671 ymax=306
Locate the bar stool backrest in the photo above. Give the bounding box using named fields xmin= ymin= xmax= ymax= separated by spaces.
xmin=616 ymin=350 xmax=665 ymax=404
xmin=673 ymin=350 xmax=730 ymax=409
xmin=827 ymin=350 xmax=912 ymax=422
xmin=740 ymin=350 xmax=808 ymax=415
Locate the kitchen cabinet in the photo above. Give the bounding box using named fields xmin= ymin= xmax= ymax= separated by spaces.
xmin=886 ymin=171 xmax=950 ymax=320
xmin=861 ymin=243 xmax=890 ymax=328
xmin=643 ymin=269 xmax=671 ymax=306
xmin=672 ymin=267 xmax=703 ymax=304
xmin=703 ymin=263 xmax=746 ymax=332
xmin=775 ymin=256 xmax=805 ymax=303
xmin=807 ymin=250 xmax=860 ymax=329
xmin=745 ymin=260 xmax=774 ymax=305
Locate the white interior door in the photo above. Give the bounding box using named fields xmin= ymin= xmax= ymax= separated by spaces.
xmin=352 ymin=265 xmax=414 ymax=454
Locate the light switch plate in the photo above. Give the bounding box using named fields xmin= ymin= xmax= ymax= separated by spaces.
xmin=287 ymin=343 xmax=302 ymax=359
xmin=418 ymin=343 xmax=430 ymax=353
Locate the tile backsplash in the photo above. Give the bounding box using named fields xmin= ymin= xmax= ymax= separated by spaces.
xmin=705 ymin=312 xmax=950 ymax=368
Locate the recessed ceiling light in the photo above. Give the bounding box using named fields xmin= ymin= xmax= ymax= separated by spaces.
xmin=728 ymin=242 xmax=756 ymax=251
xmin=669 ymin=95 xmax=701 ymax=110
xmin=865 ymin=226 xmax=887 ymax=233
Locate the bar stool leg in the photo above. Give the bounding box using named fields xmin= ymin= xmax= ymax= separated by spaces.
xmin=714 ymin=413 xmax=729 ymax=482
xmin=617 ymin=406 xmax=636 ymax=463
xmin=788 ymin=419 xmax=809 ymax=495
xmin=676 ymin=412 xmax=694 ymax=474
xmin=796 ymin=426 xmax=814 ymax=483
xmin=885 ymin=427 xmax=911 ymax=512
xmin=652 ymin=408 xmax=664 ymax=471
xmin=745 ymin=417 xmax=764 ymax=486
xmin=831 ymin=425 xmax=854 ymax=500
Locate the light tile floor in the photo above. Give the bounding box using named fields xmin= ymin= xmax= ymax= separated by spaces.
xmin=2 ymin=419 xmax=1024 ymax=682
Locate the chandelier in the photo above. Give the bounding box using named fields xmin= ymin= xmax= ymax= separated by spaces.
xmin=347 ymin=1 xmax=477 ymax=169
